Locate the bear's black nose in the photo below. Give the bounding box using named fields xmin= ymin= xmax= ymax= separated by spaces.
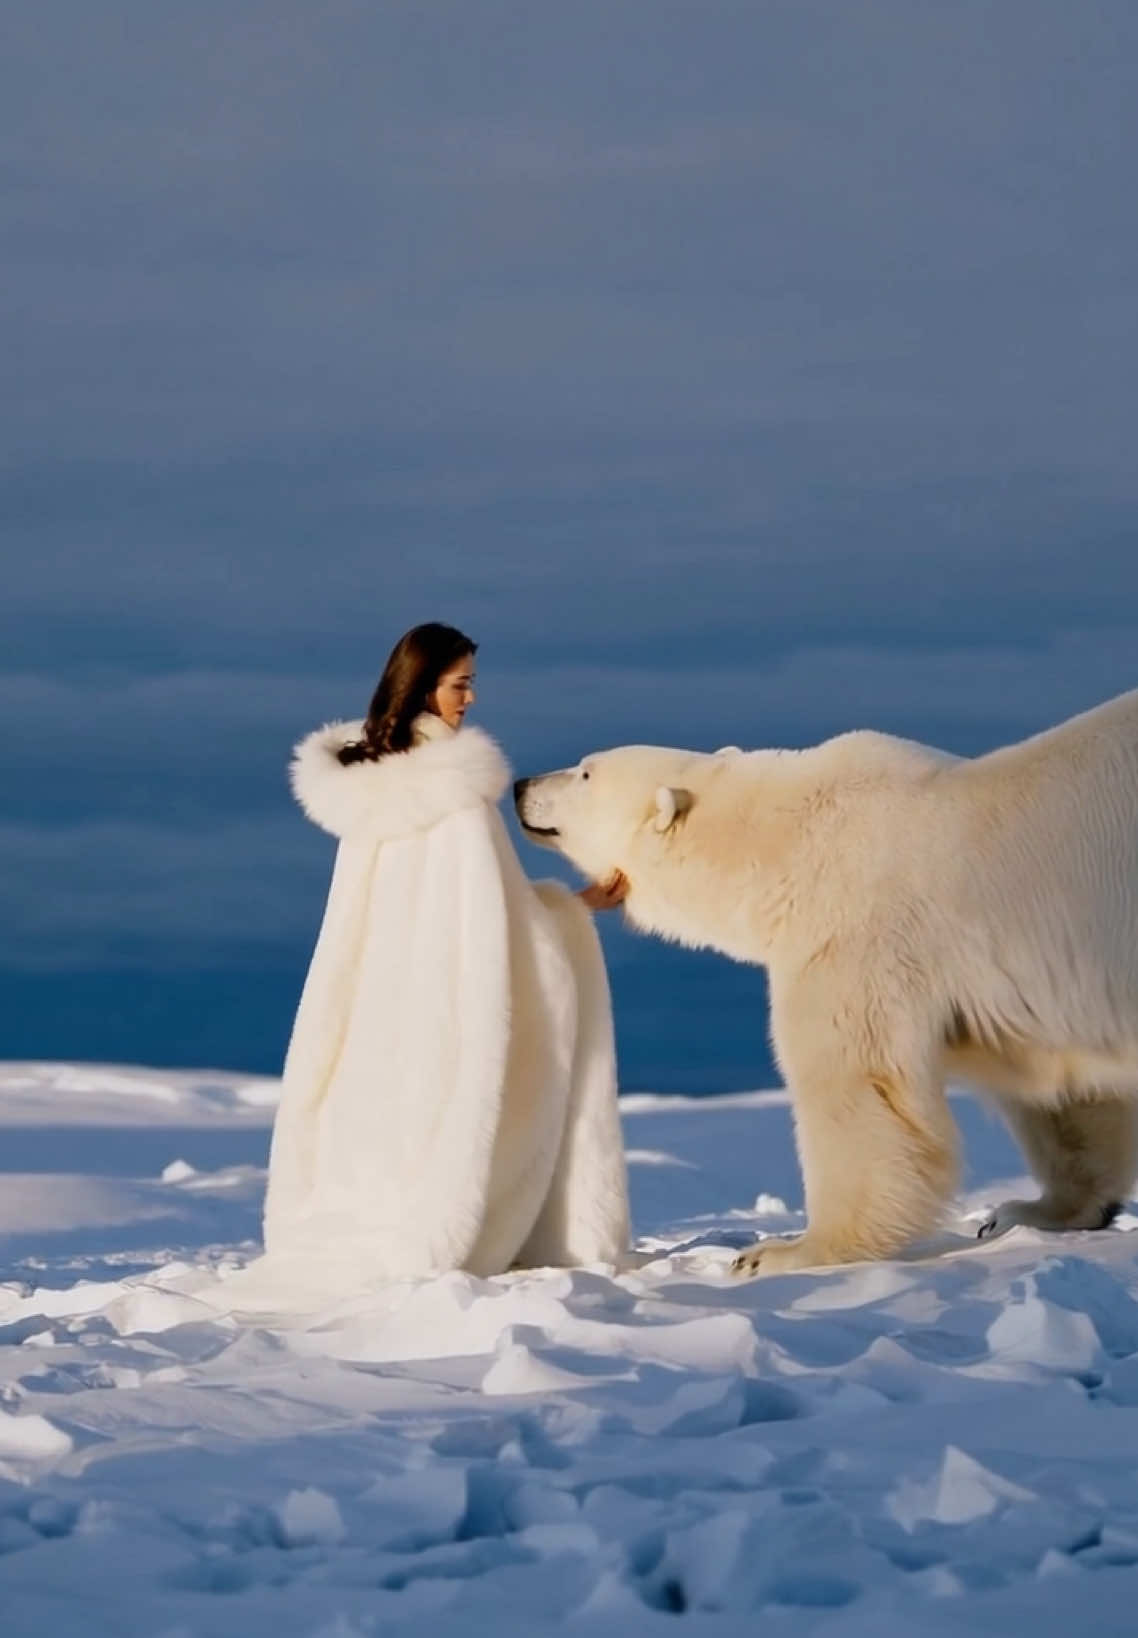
xmin=513 ymin=778 xmax=530 ymax=804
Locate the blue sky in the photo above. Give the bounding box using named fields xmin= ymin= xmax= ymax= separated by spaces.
xmin=3 ymin=2 xmax=1137 ymax=1088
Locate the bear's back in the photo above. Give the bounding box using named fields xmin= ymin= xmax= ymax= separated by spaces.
xmin=808 ymin=728 xmax=959 ymax=788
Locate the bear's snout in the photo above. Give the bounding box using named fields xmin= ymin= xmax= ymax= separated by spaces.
xmin=514 ymin=775 xmax=561 ymax=840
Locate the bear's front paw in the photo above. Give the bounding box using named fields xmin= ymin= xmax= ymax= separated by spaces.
xmin=730 ymin=1235 xmax=808 ymax=1278
xmin=731 ymin=1243 xmax=765 ymax=1277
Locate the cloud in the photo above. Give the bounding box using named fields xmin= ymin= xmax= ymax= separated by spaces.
xmin=4 ymin=628 xmax=1137 ymax=975
xmin=5 ymin=2 xmax=1137 ymax=485
xmin=0 ymin=813 xmax=326 ymax=972
xmin=4 ymin=619 xmax=1137 ymax=807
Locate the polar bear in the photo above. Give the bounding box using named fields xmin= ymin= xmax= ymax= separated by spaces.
xmin=515 ymin=689 xmax=1138 ymax=1276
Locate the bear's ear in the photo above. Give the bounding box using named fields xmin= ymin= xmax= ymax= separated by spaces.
xmin=653 ymin=786 xmax=693 ymax=833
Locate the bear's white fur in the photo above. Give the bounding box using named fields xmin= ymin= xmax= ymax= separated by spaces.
xmin=515 ymin=689 xmax=1138 ymax=1275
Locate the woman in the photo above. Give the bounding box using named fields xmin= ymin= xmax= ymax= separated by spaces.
xmin=261 ymin=622 xmax=631 ymax=1282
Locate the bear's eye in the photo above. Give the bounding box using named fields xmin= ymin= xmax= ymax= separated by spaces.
xmin=581 ymin=770 xmax=590 ymax=781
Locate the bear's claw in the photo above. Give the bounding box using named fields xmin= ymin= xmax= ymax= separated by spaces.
xmin=731 ymin=1247 xmax=764 ymax=1277
xmin=730 ymin=1236 xmax=810 ymax=1276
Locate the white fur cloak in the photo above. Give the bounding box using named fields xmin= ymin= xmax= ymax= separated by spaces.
xmin=261 ymin=712 xmax=629 ymax=1281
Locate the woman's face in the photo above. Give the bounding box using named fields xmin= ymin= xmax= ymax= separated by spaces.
xmin=430 ymin=655 xmax=477 ymax=728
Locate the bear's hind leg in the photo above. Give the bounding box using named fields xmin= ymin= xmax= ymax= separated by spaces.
xmin=978 ymin=1093 xmax=1138 ymax=1239
xmin=732 ymin=1057 xmax=958 ymax=1277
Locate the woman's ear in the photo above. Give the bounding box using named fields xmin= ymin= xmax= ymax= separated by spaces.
xmin=654 ymin=786 xmax=693 ymax=832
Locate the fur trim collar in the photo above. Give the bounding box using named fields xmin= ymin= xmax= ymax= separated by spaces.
xmin=290 ymin=716 xmax=511 ymax=840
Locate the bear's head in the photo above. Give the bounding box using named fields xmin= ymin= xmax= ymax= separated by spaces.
xmin=515 ymin=745 xmax=703 ymax=864
xmin=515 ymin=744 xmax=750 ymax=952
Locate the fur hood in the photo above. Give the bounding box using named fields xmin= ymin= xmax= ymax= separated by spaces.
xmin=289 ymin=713 xmax=511 ymax=841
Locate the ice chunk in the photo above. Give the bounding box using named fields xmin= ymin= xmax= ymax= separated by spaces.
xmin=160 ymin=1158 xmax=196 ymax=1183
xmin=102 ymin=1284 xmax=214 ymax=1336
xmin=662 ymin=1507 xmax=751 ymax=1610
xmin=274 ymin=1487 xmax=346 ymax=1547
xmin=482 ymin=1339 xmax=596 ymax=1395
xmin=0 ymin=1410 xmax=73 ymax=1464
xmin=1037 ymin=1547 xmax=1081 ymax=1579
xmin=1035 ymin=1258 xmax=1138 ymax=1358
xmin=360 ymin=1466 xmax=468 ymax=1550
xmin=888 ymin=1446 xmax=1036 ymax=1531
xmin=987 ymin=1280 xmax=1100 ymax=1373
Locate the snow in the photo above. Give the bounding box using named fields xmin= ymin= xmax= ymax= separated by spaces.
xmin=1 ymin=1062 xmax=1138 ymax=1634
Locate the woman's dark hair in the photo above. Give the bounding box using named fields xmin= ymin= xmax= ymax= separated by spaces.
xmin=338 ymin=623 xmax=477 ymax=764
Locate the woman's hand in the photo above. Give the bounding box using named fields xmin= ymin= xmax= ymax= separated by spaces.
xmin=578 ymin=870 xmax=629 ymax=911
